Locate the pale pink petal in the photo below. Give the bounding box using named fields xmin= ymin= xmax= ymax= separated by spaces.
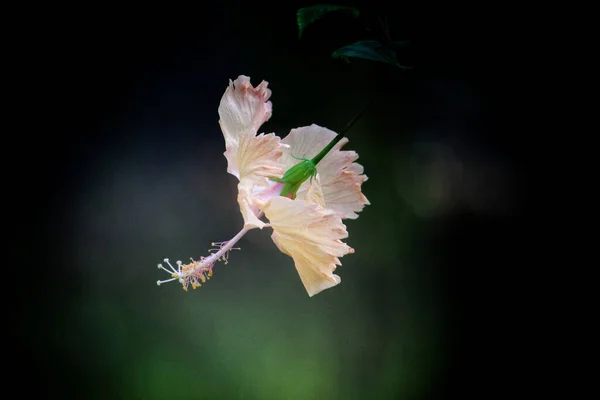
xmin=230 ymin=132 xmax=287 ymax=182
xmin=218 ymin=75 xmax=272 ymax=142
xmin=279 ymin=124 xmax=334 ymax=170
xmin=237 ymin=178 xmax=287 ymax=230
xmin=218 ymin=76 xmax=285 ymax=180
xmin=281 ymin=124 xmax=370 ymax=219
xmin=237 ymin=179 xmax=268 ymax=230
xmin=304 ymin=174 xmax=326 ymax=208
xmin=263 ymin=187 xmax=354 ymax=297
xmin=229 ymin=133 xmax=286 ymax=229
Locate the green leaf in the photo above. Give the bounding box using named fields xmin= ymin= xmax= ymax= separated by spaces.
xmin=297 ymin=4 xmax=359 ymax=38
xmin=332 ymin=40 xmax=410 ymax=68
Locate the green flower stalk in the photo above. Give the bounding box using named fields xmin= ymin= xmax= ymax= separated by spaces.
xmin=270 ymin=101 xmax=367 ymax=199
xmin=270 ymin=134 xmax=344 ymax=199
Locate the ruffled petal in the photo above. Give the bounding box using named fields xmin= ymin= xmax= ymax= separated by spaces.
xmin=263 ymin=179 xmax=354 ymax=297
xmin=281 ymin=124 xmax=370 ymax=219
xmin=279 ymin=124 xmax=333 ymax=169
xmin=218 ymin=76 xmax=284 ymax=180
xmin=237 ymin=179 xmax=269 ymax=230
xmin=232 ymin=131 xmax=287 ymax=182
xmin=219 ymin=75 xmax=272 ymax=142
xmin=237 ymin=178 xmax=287 ymax=230
xmin=304 ymin=174 xmax=326 ymax=208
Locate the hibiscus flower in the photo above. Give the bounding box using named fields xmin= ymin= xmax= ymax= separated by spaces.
xmin=157 ymin=75 xmax=369 ymax=296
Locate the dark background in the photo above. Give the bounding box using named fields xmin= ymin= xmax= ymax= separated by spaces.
xmin=15 ymin=1 xmax=521 ymax=399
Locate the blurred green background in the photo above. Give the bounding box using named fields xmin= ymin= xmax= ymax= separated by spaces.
xmin=22 ymin=2 xmax=518 ymax=399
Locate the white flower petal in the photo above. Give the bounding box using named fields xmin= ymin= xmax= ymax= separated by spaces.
xmin=219 ymin=75 xmax=272 ymax=142
xmin=237 ymin=179 xmax=268 ymax=230
xmin=237 ymin=178 xmax=287 ymax=230
xmin=231 ymin=131 xmax=287 ymax=182
xmin=218 ymin=76 xmax=285 ymax=180
xmin=263 ymin=186 xmax=354 ymax=297
xmin=281 ymin=124 xmax=370 ymax=219
xmin=304 ymin=174 xmax=326 ymax=208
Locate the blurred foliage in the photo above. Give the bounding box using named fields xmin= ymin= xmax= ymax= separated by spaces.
xmin=297 ymin=3 xmax=411 ymax=68
xmin=296 ymin=4 xmax=359 ymax=38
xmin=332 ymin=39 xmax=410 ymax=68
